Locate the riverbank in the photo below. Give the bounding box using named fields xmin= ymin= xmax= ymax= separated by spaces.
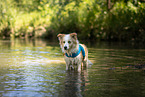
xmin=0 ymin=0 xmax=145 ymax=42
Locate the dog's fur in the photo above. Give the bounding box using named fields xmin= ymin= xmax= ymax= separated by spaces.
xmin=57 ymin=33 xmax=88 ymax=72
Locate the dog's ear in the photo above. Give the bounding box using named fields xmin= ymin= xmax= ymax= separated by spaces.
xmin=57 ymin=34 xmax=65 ymax=41
xmin=70 ymin=33 xmax=77 ymax=40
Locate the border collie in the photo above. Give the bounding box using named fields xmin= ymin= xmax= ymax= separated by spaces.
xmin=57 ymin=33 xmax=88 ymax=72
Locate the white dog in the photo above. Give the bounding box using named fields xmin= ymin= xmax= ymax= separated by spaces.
xmin=57 ymin=33 xmax=88 ymax=72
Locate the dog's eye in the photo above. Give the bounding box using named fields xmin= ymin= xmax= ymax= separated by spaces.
xmin=63 ymin=41 xmax=65 ymax=43
xmin=68 ymin=41 xmax=71 ymax=44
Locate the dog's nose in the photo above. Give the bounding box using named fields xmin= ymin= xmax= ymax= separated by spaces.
xmin=64 ymin=46 xmax=67 ymax=50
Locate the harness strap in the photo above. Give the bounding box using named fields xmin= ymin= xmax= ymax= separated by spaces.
xmin=65 ymin=45 xmax=85 ymax=59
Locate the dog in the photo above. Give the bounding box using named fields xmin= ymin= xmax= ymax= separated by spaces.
xmin=57 ymin=33 xmax=88 ymax=72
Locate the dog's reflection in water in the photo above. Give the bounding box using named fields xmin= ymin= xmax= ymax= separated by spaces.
xmin=63 ymin=70 xmax=89 ymax=97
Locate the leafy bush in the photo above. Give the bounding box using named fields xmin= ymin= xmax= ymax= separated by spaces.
xmin=104 ymin=2 xmax=145 ymax=42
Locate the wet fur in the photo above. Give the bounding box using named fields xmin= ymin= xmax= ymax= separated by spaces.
xmin=57 ymin=33 xmax=88 ymax=72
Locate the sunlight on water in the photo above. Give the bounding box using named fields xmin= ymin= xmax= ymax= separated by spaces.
xmin=0 ymin=39 xmax=145 ymax=97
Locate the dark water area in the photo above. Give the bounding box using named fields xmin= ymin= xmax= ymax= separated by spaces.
xmin=0 ymin=38 xmax=145 ymax=97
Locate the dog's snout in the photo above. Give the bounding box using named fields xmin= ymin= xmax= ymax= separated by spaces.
xmin=64 ymin=46 xmax=67 ymax=50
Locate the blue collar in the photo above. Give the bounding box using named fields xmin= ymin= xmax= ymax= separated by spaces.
xmin=65 ymin=45 xmax=85 ymax=59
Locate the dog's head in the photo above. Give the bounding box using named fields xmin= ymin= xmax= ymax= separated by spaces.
xmin=57 ymin=33 xmax=78 ymax=52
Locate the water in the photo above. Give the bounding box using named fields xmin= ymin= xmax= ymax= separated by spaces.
xmin=0 ymin=38 xmax=145 ymax=97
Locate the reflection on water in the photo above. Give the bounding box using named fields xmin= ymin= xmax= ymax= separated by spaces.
xmin=0 ymin=38 xmax=145 ymax=97
xmin=62 ymin=70 xmax=88 ymax=97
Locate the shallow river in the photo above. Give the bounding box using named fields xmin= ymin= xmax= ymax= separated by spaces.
xmin=0 ymin=38 xmax=145 ymax=97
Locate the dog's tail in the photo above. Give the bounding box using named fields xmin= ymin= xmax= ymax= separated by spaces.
xmin=88 ymin=60 xmax=93 ymax=65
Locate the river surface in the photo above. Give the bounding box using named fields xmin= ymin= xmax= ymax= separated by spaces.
xmin=0 ymin=38 xmax=145 ymax=97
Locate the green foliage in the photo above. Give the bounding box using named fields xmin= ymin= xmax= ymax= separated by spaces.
xmin=0 ymin=0 xmax=49 ymax=37
xmin=0 ymin=0 xmax=16 ymax=37
xmin=104 ymin=2 xmax=145 ymax=42
xmin=0 ymin=0 xmax=145 ymax=42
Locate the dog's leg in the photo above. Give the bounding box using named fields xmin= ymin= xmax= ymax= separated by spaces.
xmin=78 ymin=63 xmax=82 ymax=72
xmin=65 ymin=58 xmax=70 ymax=71
xmin=83 ymin=60 xmax=88 ymax=68
xmin=66 ymin=64 xmax=69 ymax=70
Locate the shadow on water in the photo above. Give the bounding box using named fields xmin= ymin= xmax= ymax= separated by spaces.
xmin=0 ymin=38 xmax=145 ymax=97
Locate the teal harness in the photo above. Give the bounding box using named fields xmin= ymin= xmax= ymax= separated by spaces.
xmin=65 ymin=45 xmax=85 ymax=59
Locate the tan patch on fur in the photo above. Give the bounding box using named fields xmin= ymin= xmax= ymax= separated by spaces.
xmin=79 ymin=44 xmax=88 ymax=61
xmin=57 ymin=34 xmax=65 ymax=45
xmin=57 ymin=34 xmax=65 ymax=38
xmin=70 ymin=33 xmax=77 ymax=40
